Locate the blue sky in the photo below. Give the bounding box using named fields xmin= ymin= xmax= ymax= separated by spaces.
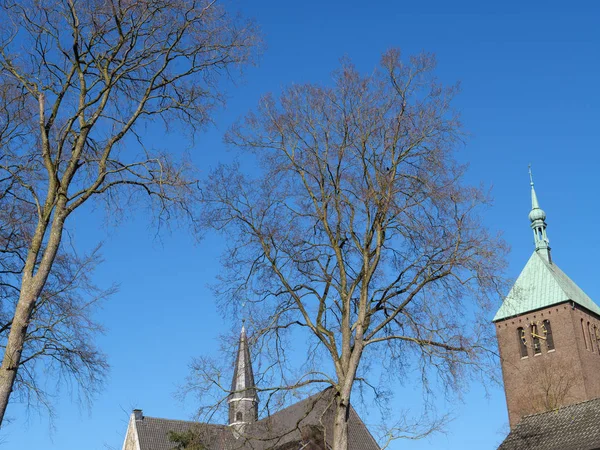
xmin=4 ymin=1 xmax=600 ymax=449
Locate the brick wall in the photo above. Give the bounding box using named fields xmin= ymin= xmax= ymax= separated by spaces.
xmin=495 ymin=301 xmax=600 ymax=427
xmin=572 ymin=304 xmax=600 ymax=400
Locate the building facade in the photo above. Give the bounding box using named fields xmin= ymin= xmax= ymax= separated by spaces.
xmin=121 ymin=326 xmax=380 ymax=450
xmin=494 ymin=174 xmax=600 ymax=428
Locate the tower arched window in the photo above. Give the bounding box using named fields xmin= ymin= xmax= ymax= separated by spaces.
xmin=589 ymin=322 xmax=596 ymax=352
xmin=517 ymin=327 xmax=528 ymax=358
xmin=582 ymin=319 xmax=589 ymax=350
xmin=543 ymin=320 xmax=554 ymax=351
xmin=236 ymin=412 xmax=243 ymax=422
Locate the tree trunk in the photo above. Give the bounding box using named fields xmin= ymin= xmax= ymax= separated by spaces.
xmin=331 ymin=337 xmax=363 ymax=450
xmin=0 ymin=210 xmax=65 ymax=426
xmin=332 ymin=398 xmax=350 ymax=450
xmin=0 ymin=289 xmax=37 ymax=424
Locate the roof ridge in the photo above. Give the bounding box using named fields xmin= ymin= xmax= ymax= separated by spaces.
xmin=540 ymin=253 xmax=600 ymax=316
xmin=140 ymin=415 xmax=230 ymax=428
xmin=140 ymin=416 xmax=196 ymax=424
xmin=521 ymin=396 xmax=600 ymax=420
xmin=535 ymin=253 xmax=576 ymax=306
xmin=538 ymin=253 xmax=578 ymax=299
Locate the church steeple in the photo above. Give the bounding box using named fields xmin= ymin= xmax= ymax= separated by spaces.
xmin=228 ymin=322 xmax=258 ymax=433
xmin=528 ymin=166 xmax=550 ymax=261
xmin=495 ymin=169 xmax=600 ymax=428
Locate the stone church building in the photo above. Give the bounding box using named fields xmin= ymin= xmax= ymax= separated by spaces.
xmin=496 ymin=176 xmax=600 ymax=449
xmin=121 ymin=326 xmax=380 ymax=450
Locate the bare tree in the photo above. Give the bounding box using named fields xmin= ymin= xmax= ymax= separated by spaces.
xmin=510 ymin=358 xmax=579 ymax=419
xmin=198 ymin=50 xmax=506 ymax=449
xmin=0 ymin=0 xmax=258 ymax=426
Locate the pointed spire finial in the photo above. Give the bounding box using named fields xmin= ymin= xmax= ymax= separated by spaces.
xmin=528 ymin=163 xmax=534 ymax=186
xmin=527 ymin=166 xmax=550 ymax=260
xmin=241 ymin=302 xmax=247 ymax=334
xmin=529 ymin=165 xmax=541 ymax=210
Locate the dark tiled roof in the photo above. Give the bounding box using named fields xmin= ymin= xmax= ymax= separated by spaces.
xmin=133 ymin=389 xmax=380 ymax=450
xmin=248 ymin=388 xmax=380 ymax=450
xmin=136 ymin=417 xmax=238 ymax=450
xmin=498 ymin=397 xmax=600 ymax=450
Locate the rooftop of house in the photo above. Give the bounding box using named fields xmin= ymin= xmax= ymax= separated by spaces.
xmin=128 ymin=388 xmax=380 ymax=450
xmin=498 ymin=397 xmax=600 ymax=450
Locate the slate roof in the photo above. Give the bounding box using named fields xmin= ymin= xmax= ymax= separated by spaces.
xmin=230 ymin=326 xmax=258 ymax=403
xmin=135 ymin=417 xmax=236 ymax=450
xmin=498 ymin=397 xmax=600 ymax=450
xmin=493 ymin=251 xmax=600 ymax=321
xmin=130 ymin=389 xmax=380 ymax=450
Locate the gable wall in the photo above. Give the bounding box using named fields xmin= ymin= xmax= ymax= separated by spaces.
xmin=122 ymin=415 xmax=141 ymax=450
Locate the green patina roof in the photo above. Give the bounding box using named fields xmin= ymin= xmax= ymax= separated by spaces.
xmin=493 ymin=251 xmax=600 ymax=321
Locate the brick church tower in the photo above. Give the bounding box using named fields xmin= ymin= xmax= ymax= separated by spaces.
xmin=494 ymin=171 xmax=600 ymax=428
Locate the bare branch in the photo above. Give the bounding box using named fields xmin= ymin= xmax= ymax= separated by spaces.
xmin=192 ymin=49 xmax=507 ymax=449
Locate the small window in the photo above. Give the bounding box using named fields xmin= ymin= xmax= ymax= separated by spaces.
xmin=531 ymin=324 xmax=541 ymax=355
xmin=236 ymin=412 xmax=243 ymax=422
xmin=543 ymin=320 xmax=554 ymax=350
xmin=589 ymin=322 xmax=596 ymax=353
xmin=517 ymin=327 xmax=528 ymax=358
xmin=595 ymin=325 xmax=600 ymax=353
xmin=582 ymin=319 xmax=589 ymax=350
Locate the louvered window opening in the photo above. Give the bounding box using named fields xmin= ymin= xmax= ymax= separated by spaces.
xmin=543 ymin=320 xmax=555 ymax=350
xmin=517 ymin=327 xmax=528 ymax=358
xmin=582 ymin=319 xmax=589 ymax=350
xmin=518 ymin=321 xmax=557 ymax=356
